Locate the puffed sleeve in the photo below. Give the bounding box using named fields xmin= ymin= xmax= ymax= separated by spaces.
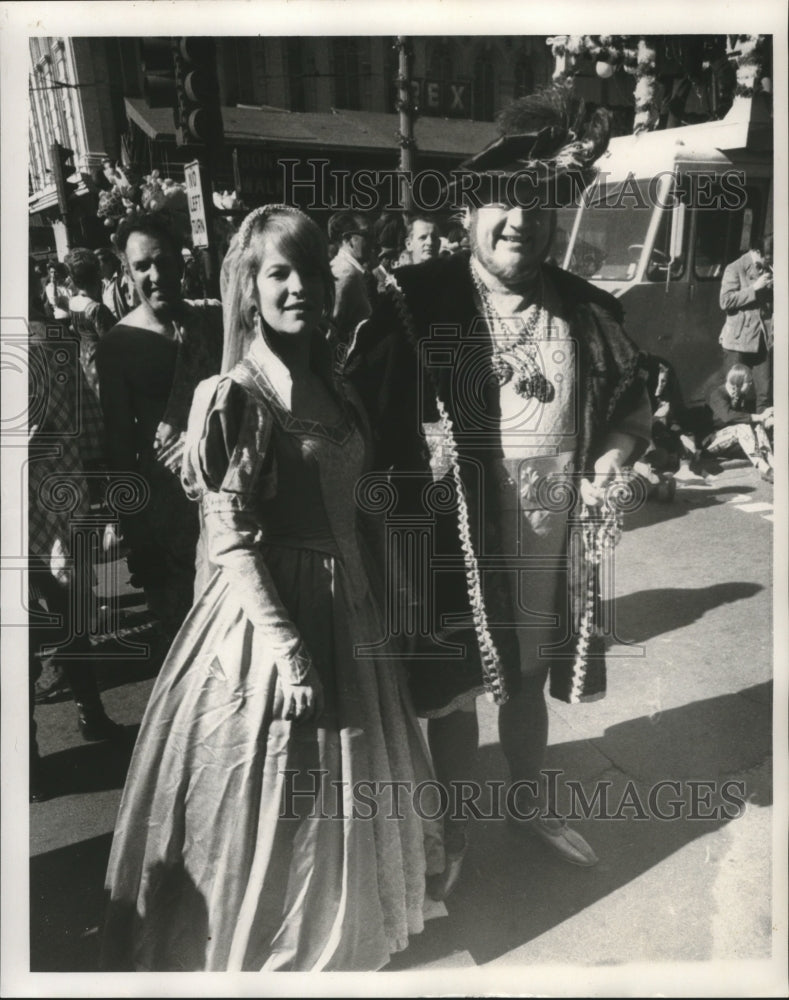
xmin=185 ymin=375 xmax=312 ymax=684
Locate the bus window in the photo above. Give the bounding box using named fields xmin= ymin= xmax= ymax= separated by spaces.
xmin=693 ymin=185 xmax=760 ymax=279
xmin=563 ymin=179 xmax=656 ymax=281
xmin=694 ymin=202 xmax=731 ymax=280
xmin=645 ymin=202 xmax=687 ymax=282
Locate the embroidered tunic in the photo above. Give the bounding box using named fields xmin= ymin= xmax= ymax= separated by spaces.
xmin=346 ymin=251 xmax=651 ymax=713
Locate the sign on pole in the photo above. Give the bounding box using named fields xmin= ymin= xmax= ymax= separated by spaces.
xmin=184 ymin=160 xmax=209 ymax=248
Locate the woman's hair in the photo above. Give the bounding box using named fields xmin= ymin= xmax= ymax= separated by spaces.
xmin=726 ymin=363 xmax=752 ymax=406
xmin=115 ymin=211 xmax=184 ymax=258
xmin=220 ymin=205 xmax=334 ymax=373
xmin=64 ymin=247 xmax=102 ymax=291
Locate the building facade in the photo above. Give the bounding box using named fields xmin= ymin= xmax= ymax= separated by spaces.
xmin=212 ymin=36 xmax=553 ymax=121
xmin=29 ymin=35 xmax=556 ymax=255
xmin=28 ymin=36 xmax=142 ymax=257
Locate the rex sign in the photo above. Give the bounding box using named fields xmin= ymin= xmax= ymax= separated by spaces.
xmin=422 ymin=78 xmax=470 ymax=118
xmin=393 ymin=78 xmax=471 ymax=118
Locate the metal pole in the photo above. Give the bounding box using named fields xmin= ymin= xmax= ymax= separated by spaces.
xmin=396 ymin=36 xmax=415 ymax=212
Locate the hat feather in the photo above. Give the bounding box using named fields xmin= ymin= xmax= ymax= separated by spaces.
xmin=496 ymin=84 xmax=611 ymax=166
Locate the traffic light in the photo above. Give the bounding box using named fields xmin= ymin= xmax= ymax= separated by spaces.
xmin=50 ymin=142 xmax=79 ymax=215
xmin=173 ymin=38 xmax=224 ymax=148
xmin=140 ymin=37 xmax=177 ymax=108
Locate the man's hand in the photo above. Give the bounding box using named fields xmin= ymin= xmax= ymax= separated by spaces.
xmin=580 ymin=435 xmax=638 ymax=507
xmin=753 ymin=271 xmax=773 ymax=292
xmin=280 ymin=664 xmax=325 ymax=724
xmin=154 ymin=431 xmax=186 ymax=474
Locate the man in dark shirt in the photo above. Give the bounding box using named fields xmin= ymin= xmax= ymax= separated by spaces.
xmin=96 ymin=213 xmax=223 ymax=640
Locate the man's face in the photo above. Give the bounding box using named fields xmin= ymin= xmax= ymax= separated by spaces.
xmin=406 ymin=220 xmax=440 ymax=263
xmin=123 ymin=232 xmax=183 ymax=319
xmin=468 ymin=202 xmax=555 ymax=288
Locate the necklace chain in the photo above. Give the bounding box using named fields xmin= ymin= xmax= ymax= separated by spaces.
xmin=470 ymin=262 xmax=556 ymax=403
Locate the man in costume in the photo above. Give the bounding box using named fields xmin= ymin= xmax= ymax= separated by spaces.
xmin=346 ymin=87 xmax=652 ymax=897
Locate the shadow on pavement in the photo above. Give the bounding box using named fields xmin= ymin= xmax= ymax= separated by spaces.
xmin=387 ymin=681 xmax=772 ymax=969
xmin=604 ymin=581 xmax=763 ymax=646
xmin=30 ymin=832 xmax=112 ymax=972
xmin=36 ymin=725 xmax=140 ymax=799
xmin=624 ymin=483 xmax=758 ymax=531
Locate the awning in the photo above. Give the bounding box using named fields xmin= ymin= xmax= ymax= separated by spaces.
xmin=125 ymin=98 xmax=498 ymax=159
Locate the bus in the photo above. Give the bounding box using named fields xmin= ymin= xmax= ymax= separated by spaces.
xmin=556 ymin=95 xmax=773 ymax=408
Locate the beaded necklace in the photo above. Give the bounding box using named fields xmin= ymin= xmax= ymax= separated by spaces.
xmin=470 ymin=259 xmax=556 ymax=403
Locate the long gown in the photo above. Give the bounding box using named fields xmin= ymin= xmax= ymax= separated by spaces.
xmin=102 ymin=336 xmax=441 ymax=972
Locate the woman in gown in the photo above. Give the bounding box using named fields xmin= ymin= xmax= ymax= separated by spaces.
xmin=102 ymin=205 xmax=441 ymax=972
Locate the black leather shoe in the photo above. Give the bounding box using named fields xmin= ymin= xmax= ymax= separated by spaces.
xmin=77 ymin=709 xmax=125 ymax=742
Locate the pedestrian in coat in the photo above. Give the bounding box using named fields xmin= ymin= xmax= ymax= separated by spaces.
xmin=718 ymin=233 xmax=773 ymax=410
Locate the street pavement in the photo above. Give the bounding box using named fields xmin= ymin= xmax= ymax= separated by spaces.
xmin=24 ymin=459 xmax=782 ymax=993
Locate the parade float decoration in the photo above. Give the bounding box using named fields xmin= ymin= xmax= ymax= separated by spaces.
xmin=546 ymin=35 xmax=770 ymax=134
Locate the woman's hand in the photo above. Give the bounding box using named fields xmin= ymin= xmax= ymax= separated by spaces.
xmin=280 ymin=664 xmax=325 ymax=724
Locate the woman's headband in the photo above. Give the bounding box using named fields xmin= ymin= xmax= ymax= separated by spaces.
xmin=237 ymin=203 xmax=306 ymax=252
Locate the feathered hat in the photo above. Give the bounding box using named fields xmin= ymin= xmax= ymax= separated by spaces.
xmin=448 ymin=84 xmax=612 ymax=209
